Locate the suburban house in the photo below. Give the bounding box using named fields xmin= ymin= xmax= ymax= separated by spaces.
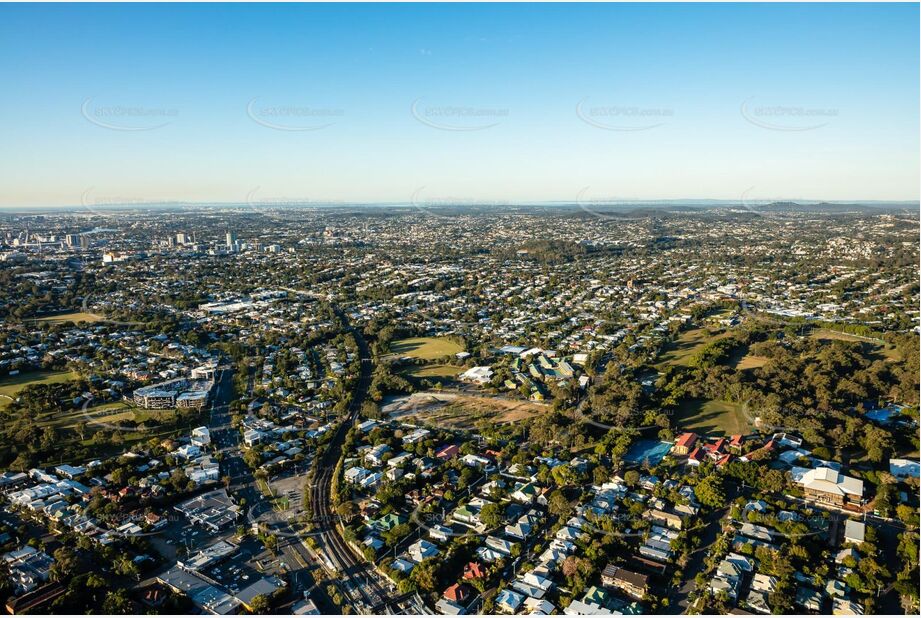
xmin=843 ymin=520 xmax=866 ymax=545
xmin=644 ymin=508 xmax=683 ymax=530
xmin=601 ymin=564 xmax=649 ymax=600
xmin=495 ymin=588 xmax=525 ymax=614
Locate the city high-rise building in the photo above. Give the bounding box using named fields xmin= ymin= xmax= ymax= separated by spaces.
xmin=65 ymin=234 xmax=80 ymax=247
xmin=226 ymin=231 xmax=236 ymax=247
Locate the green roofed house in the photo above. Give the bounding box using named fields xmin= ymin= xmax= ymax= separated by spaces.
xmin=511 ymin=482 xmax=540 ymax=504
xmin=452 ymin=504 xmax=480 ymax=526
xmin=373 ymin=513 xmax=406 ymax=532
xmin=583 ymin=586 xmax=612 ymax=608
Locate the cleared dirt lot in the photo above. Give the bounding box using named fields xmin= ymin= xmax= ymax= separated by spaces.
xmin=382 ymin=391 xmax=545 ymax=430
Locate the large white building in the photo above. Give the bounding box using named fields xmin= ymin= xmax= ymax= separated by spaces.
xmin=134 ymin=377 xmax=213 ymax=409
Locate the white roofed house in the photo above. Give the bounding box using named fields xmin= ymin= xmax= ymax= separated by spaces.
xmin=496 ymin=588 xmax=525 ymax=614
xmin=365 ymin=443 xmax=392 ymax=467
xmin=843 ymin=519 xmax=866 ymax=545
xmin=191 ymin=426 xmax=211 ymax=447
xmin=344 ymin=466 xmax=370 ymax=484
xmin=407 ymin=539 xmax=439 ymax=563
xmin=797 ymin=467 xmax=864 ymax=507
xmin=461 ymin=454 xmax=492 ymax=470
xmin=484 ymin=535 xmax=515 ymax=556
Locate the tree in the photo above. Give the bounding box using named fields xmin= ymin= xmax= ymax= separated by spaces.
xmin=695 ymin=474 xmax=726 ymax=509
xmin=479 ymin=503 xmax=503 ymax=528
xmin=262 ymin=534 xmax=278 ymax=554
xmin=548 ymin=490 xmax=570 ymax=518
xmin=50 ymin=547 xmax=78 ymax=582
xmin=248 ymin=594 xmax=272 ymax=614
xmin=113 ymin=556 xmax=140 ymax=581
xmin=102 ymin=589 xmax=134 ymax=614
xmin=411 ymin=558 xmax=439 ymax=592
xmin=896 ymin=504 xmax=919 ymax=528
xmin=336 ymin=500 xmax=357 ymax=522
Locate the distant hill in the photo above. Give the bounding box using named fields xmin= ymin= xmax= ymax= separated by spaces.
xmin=745 ymin=201 xmax=916 ymax=213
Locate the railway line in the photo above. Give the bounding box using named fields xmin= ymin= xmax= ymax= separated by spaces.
xmin=304 ymin=308 xmax=397 ymax=613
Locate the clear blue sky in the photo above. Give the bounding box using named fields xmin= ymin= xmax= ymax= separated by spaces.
xmin=1 ymin=2 xmax=917 ymax=207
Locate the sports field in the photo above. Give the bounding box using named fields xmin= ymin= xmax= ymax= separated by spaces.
xmin=728 ymin=345 xmax=770 ymax=370
xmin=37 ymin=400 xmax=175 ymax=431
xmin=403 ymin=364 xmax=463 ymax=379
xmin=389 ymin=337 xmax=464 ymax=360
xmin=0 ymin=370 xmax=80 ymax=406
xmin=675 ymin=398 xmax=752 ymax=436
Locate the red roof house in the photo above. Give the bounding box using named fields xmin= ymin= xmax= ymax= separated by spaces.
xmin=443 ymin=583 xmax=472 ymax=603
xmin=463 ymin=562 xmax=486 ymax=580
xmin=672 ymin=432 xmax=698 ymax=455
xmin=436 ymin=444 xmax=460 ymax=459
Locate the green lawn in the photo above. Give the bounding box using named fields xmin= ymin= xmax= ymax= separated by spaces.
xmin=809 ymin=328 xmax=901 ymax=361
xmin=389 ymin=337 xmax=464 ymax=360
xmin=39 ymin=401 xmax=175 ymax=431
xmin=656 ymin=327 xmax=729 ymax=367
xmin=675 ymin=398 xmax=752 ymax=436
xmin=0 ymin=370 xmax=81 ymax=406
xmin=728 ymin=345 xmax=770 ymax=370
xmin=403 ymin=364 xmax=463 ymax=379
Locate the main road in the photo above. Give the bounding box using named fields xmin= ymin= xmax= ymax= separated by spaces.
xmin=207 ymin=363 xmax=322 ymax=605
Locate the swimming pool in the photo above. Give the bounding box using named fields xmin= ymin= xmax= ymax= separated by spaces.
xmin=623 ymin=439 xmax=673 ymax=466
xmin=865 ymin=405 xmax=903 ymax=425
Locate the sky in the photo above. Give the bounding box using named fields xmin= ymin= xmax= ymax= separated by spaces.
xmin=0 ymin=2 xmax=918 ymax=208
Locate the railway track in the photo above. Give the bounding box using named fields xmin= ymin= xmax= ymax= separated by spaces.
xmin=304 ymin=309 xmax=395 ymax=612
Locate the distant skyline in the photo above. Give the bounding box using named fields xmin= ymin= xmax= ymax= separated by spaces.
xmin=1 ymin=2 xmax=918 ymax=207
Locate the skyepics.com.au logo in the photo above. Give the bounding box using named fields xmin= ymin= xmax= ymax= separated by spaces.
xmin=246 ymin=98 xmax=344 ymax=132
xmin=576 ymin=98 xmax=673 ymax=132
xmin=411 ymin=98 xmax=509 ymax=131
xmin=740 ymin=97 xmax=838 ymax=132
xmin=81 ymin=98 xmax=178 ymax=132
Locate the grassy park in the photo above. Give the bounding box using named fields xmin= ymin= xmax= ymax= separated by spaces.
xmin=656 ymin=327 xmax=730 ymax=367
xmin=402 ymin=364 xmax=463 ymax=380
xmin=389 ymin=337 xmax=464 ymax=360
xmin=0 ymin=369 xmax=81 ymax=407
xmin=675 ymin=398 xmax=752 ymax=436
xmin=809 ymin=328 xmax=901 ymax=361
